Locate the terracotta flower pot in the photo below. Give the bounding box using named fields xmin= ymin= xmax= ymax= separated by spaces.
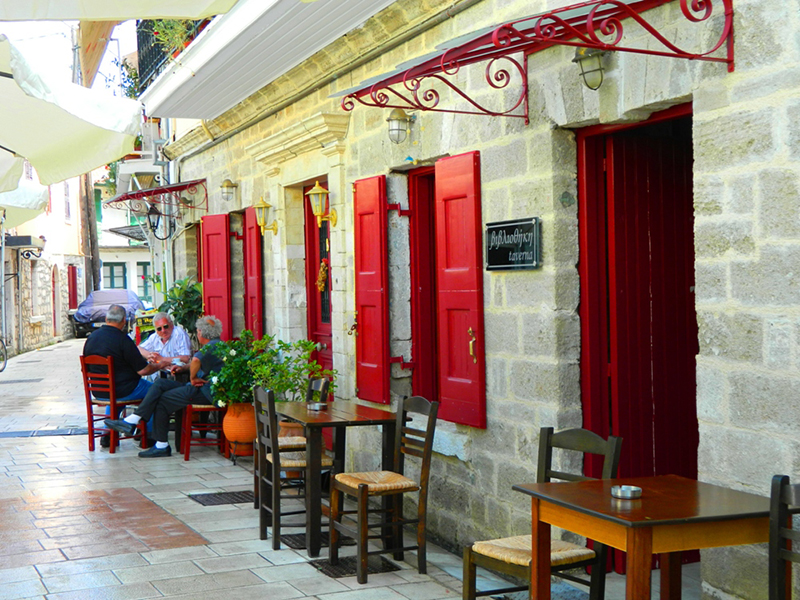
xmin=222 ymin=402 xmax=256 ymax=444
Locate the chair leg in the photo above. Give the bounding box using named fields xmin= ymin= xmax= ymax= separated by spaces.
xmin=182 ymin=406 xmax=193 ymax=461
xmin=417 ymin=503 xmax=427 ymax=575
xmin=109 ymin=407 xmax=119 ymax=454
xmin=588 ymin=546 xmax=608 ymax=600
xmin=463 ymin=546 xmax=477 ymax=600
xmin=329 ymin=486 xmax=341 ymax=564
xmin=138 ymin=422 xmax=148 ymax=449
xmin=392 ymin=493 xmax=404 ymax=561
xmin=357 ymin=484 xmax=369 ymax=584
xmin=253 ymin=442 xmax=259 ymax=509
xmin=271 ymin=463 xmax=281 ymax=550
xmin=258 ymin=469 xmax=269 ymax=541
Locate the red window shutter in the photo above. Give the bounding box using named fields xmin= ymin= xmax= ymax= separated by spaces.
xmin=243 ymin=207 xmax=264 ymax=338
xmin=434 ymin=151 xmax=486 ymax=428
xmin=201 ymin=214 xmax=232 ymax=341
xmin=67 ymin=265 xmax=78 ymax=310
xmin=354 ymin=175 xmax=390 ymax=404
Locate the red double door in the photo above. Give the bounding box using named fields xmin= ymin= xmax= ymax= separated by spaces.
xmin=579 ymin=108 xmax=699 ymax=569
xmin=353 ymin=152 xmax=486 ymax=428
xmin=200 ymin=208 xmax=263 ymax=341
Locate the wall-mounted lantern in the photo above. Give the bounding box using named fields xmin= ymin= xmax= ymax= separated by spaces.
xmin=387 ymin=108 xmax=415 ymax=144
xmin=573 ymin=47 xmax=606 ymax=90
xmin=253 ymin=196 xmax=278 ymax=236
xmin=305 ymin=181 xmax=336 ymax=228
xmin=220 ymin=178 xmax=238 ymax=202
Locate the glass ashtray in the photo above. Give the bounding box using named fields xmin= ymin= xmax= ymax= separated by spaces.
xmin=610 ymin=485 xmax=642 ymax=499
xmin=306 ymin=402 xmax=328 ymax=411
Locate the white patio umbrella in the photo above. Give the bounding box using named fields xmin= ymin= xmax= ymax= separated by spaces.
xmin=0 ymin=175 xmax=48 ymax=229
xmin=0 ymin=34 xmax=142 ymax=194
xmin=0 ymin=0 xmax=241 ymax=21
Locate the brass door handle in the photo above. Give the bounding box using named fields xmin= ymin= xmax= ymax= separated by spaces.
xmin=347 ymin=312 xmax=358 ymax=336
xmin=468 ymin=327 xmax=477 ymax=364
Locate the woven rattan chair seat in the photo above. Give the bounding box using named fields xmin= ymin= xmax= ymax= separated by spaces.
xmin=334 ymin=470 xmax=419 ymax=492
xmin=472 ymin=535 xmax=595 ymax=567
xmin=90 ymin=398 xmax=142 ymax=407
xmin=267 ymin=451 xmax=333 ymax=469
xmin=278 ymin=436 xmax=306 ymax=449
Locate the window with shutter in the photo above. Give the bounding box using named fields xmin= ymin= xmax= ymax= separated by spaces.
xmin=201 ymin=214 xmax=232 ymax=341
xmin=243 ymin=207 xmax=264 ymax=338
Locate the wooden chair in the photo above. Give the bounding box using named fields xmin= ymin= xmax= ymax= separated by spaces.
xmin=252 ymin=377 xmax=330 ymax=508
xmin=329 ymin=395 xmax=439 ymax=584
xmin=80 ymin=355 xmax=148 ymax=454
xmin=462 ymin=427 xmax=623 ymax=600
xmin=254 ymin=385 xmax=333 ymax=549
xmin=180 ymin=403 xmax=227 ymax=461
xmin=769 ymin=474 xmax=800 ymax=599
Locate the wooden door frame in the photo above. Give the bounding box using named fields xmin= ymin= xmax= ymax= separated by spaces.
xmin=577 ymin=103 xmax=693 ymax=458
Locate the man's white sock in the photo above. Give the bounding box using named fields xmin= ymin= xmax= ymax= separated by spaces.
xmin=123 ymin=415 xmax=141 ymax=425
xmin=155 ymin=441 xmax=169 ymax=449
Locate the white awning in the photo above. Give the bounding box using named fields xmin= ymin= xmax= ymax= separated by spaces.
xmin=0 ymin=0 xmax=240 ymax=21
xmin=0 ymin=35 xmax=142 ymax=193
xmin=0 ymin=175 xmax=49 ymax=229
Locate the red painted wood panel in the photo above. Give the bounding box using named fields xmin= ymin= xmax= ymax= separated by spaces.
xmin=354 ymin=175 xmax=390 ymax=404
xmin=67 ymin=264 xmax=79 ymax=309
xmin=304 ymin=184 xmax=333 ymax=376
xmin=201 ymin=214 xmax=232 ymax=341
xmin=243 ymin=207 xmax=263 ymax=338
xmin=434 ymin=152 xmax=486 ymax=428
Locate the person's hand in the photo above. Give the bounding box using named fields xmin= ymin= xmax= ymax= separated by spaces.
xmin=169 ymin=364 xmax=187 ymax=375
xmin=147 ymin=352 xmax=162 ymax=364
xmin=190 ymin=376 xmax=207 ymax=387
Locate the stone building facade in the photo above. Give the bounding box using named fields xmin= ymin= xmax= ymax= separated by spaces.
xmin=153 ymin=0 xmax=797 ymax=596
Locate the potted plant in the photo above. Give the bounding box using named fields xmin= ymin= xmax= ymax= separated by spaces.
xmin=157 ymin=277 xmax=203 ymax=349
xmin=208 ymin=330 xmax=261 ymax=454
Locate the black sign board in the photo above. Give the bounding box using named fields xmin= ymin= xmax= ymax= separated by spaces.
xmin=485 ymin=218 xmax=541 ymax=271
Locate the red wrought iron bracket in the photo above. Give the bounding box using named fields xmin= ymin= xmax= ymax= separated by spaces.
xmin=387 ymin=203 xmax=412 ymax=217
xmin=341 ymin=0 xmax=734 ymax=121
xmin=389 ymin=356 xmax=415 ymax=371
xmin=103 ymin=179 xmax=209 ymax=222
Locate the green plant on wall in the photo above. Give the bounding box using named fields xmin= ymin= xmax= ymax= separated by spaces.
xmin=113 ymin=57 xmax=139 ymax=99
xmin=157 ymin=277 xmax=203 ymax=344
xmin=148 ymin=19 xmax=192 ymax=55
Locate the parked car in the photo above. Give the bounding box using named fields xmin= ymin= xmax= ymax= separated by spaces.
xmin=72 ymin=289 xmax=145 ymax=338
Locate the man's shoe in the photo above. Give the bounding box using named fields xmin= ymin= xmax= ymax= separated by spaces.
xmin=138 ymin=445 xmax=172 ymax=458
xmin=104 ymin=419 xmax=136 ymax=437
xmin=99 ymin=434 xmax=110 ymax=448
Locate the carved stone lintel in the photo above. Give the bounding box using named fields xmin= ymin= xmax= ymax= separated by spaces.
xmin=246 ymin=112 xmax=350 ymax=166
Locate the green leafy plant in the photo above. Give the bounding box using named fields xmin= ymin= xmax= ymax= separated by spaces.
xmin=157 ymin=277 xmax=203 ymax=344
xmin=149 ymin=19 xmax=192 ymax=55
xmin=251 ymin=337 xmax=336 ymax=402
xmin=209 ymin=330 xmax=260 ymax=407
xmin=113 ymin=57 xmax=139 ymax=99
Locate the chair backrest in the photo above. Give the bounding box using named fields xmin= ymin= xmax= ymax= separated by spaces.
xmin=253 ymin=386 xmax=279 ymax=460
xmin=537 ymin=427 xmax=622 ymax=483
xmin=80 ymin=355 xmax=116 ymax=402
xmin=770 ymin=474 xmax=800 ymax=600
xmin=305 ymin=377 xmax=330 ymax=403
xmin=394 ymin=396 xmax=439 ymax=481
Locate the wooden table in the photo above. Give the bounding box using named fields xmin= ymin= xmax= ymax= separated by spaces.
xmin=274 ymin=400 xmax=396 ymax=557
xmin=513 ymin=474 xmax=770 ymax=600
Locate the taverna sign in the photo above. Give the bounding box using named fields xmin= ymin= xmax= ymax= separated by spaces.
xmin=485 ymin=218 xmax=542 ymax=271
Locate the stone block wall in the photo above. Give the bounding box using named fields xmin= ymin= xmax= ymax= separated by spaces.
xmin=166 ymin=0 xmax=800 ymax=595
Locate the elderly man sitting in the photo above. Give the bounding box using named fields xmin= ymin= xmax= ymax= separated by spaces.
xmin=138 ymin=312 xmax=192 ymax=380
xmin=104 ymin=315 xmax=224 ymax=458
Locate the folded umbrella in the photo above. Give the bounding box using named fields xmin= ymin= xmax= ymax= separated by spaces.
xmin=0 ymin=35 xmax=142 ymax=194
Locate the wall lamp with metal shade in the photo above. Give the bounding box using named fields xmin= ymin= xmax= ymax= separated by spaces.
xmin=387 ymin=108 xmax=415 ymax=144
xmin=573 ymin=47 xmax=607 ymax=90
xmin=305 ymin=181 xmax=336 ymax=228
xmin=253 ymin=197 xmax=278 ymax=236
xmin=146 ymin=203 xmax=173 ymax=240
xmin=220 ymin=178 xmax=238 ymax=202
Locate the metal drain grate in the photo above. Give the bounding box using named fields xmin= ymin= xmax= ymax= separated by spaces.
xmin=308 ymin=555 xmax=401 ymax=578
xmin=0 ymin=428 xmax=89 ymax=438
xmin=188 ymin=491 xmax=255 ymax=506
xmin=280 ymin=532 xmax=355 ymax=550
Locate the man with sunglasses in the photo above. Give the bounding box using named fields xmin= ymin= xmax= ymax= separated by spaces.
xmin=138 ymin=312 xmax=191 ymax=380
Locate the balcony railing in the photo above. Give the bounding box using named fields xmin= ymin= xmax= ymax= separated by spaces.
xmin=137 ymin=20 xmax=207 ymax=94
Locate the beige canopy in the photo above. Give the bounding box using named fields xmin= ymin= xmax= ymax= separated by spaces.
xmin=0 ymin=0 xmax=240 ymax=21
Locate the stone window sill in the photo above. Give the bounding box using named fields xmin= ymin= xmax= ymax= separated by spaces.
xmin=29 ymin=315 xmax=46 ymax=324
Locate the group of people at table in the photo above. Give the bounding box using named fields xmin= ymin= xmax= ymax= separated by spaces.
xmin=82 ymin=304 xmax=224 ymax=457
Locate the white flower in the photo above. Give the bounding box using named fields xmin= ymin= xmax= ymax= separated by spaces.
xmin=212 ymin=376 xmax=219 ymax=384
xmin=230 ymin=349 xmax=237 ymax=356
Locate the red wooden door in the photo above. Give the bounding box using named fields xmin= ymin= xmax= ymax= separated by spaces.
xmin=201 ymin=214 xmax=232 ymax=341
xmin=304 ymin=183 xmax=333 ymax=373
xmin=579 ymin=110 xmax=698 ymax=569
xmin=353 ymin=175 xmax=390 ymax=403
xmin=434 ymin=152 xmax=486 ymax=428
xmin=243 ymin=207 xmax=263 ymax=338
